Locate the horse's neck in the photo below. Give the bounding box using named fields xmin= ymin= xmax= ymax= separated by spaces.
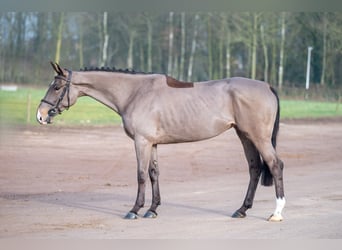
xmin=73 ymin=71 xmax=158 ymax=115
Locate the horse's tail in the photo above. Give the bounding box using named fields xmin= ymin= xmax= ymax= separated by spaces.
xmin=260 ymin=86 xmax=280 ymax=186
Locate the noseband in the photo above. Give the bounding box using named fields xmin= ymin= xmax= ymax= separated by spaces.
xmin=41 ymin=69 xmax=72 ymax=117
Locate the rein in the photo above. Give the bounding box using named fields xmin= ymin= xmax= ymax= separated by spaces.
xmin=41 ymin=69 xmax=72 ymax=117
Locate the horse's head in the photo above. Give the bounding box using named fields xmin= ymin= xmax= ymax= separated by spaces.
xmin=37 ymin=62 xmax=79 ymax=124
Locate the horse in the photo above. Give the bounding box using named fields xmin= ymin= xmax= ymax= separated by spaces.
xmin=37 ymin=62 xmax=285 ymax=222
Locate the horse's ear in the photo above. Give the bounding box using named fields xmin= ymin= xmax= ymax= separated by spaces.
xmin=50 ymin=61 xmax=59 ymax=74
xmin=50 ymin=61 xmax=66 ymax=76
xmin=56 ymin=63 xmax=66 ymax=76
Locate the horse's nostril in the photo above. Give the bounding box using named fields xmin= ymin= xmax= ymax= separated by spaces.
xmin=37 ymin=110 xmax=45 ymax=124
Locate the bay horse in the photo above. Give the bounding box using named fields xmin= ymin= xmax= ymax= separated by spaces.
xmin=37 ymin=62 xmax=285 ymax=222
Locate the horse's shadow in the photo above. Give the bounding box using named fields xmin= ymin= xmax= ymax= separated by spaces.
xmin=1 ymin=191 xmax=126 ymax=217
xmin=1 ymin=191 xmax=239 ymax=219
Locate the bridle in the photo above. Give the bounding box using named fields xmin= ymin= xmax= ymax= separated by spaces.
xmin=41 ymin=69 xmax=72 ymax=117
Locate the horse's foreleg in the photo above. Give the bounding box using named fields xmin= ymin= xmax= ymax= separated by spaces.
xmin=125 ymin=136 xmax=152 ymax=219
xmin=144 ymin=144 xmax=161 ymax=218
xmin=232 ymin=129 xmax=262 ymax=218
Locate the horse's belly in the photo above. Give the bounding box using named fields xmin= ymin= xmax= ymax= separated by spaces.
xmin=155 ymin=116 xmax=234 ymax=144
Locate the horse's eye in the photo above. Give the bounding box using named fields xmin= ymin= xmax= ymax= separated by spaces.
xmin=54 ymin=84 xmax=62 ymax=91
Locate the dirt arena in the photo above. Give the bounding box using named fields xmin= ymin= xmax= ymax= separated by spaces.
xmin=1 ymin=119 xmax=342 ymax=238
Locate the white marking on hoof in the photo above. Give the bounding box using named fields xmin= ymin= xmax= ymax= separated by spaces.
xmin=268 ymin=214 xmax=283 ymax=222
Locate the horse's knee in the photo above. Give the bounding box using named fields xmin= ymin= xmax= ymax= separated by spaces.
xmin=278 ymin=158 xmax=284 ymax=170
xmin=271 ymin=158 xmax=284 ymax=175
xmin=138 ymin=170 xmax=147 ymax=184
xmin=149 ymin=161 xmax=159 ymax=181
xmin=149 ymin=169 xmax=159 ymax=182
xmin=249 ymin=161 xmax=261 ymax=173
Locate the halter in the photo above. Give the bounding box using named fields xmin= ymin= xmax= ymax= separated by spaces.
xmin=41 ymin=69 xmax=72 ymax=117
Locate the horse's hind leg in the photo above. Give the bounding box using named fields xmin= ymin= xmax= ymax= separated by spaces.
xmin=255 ymin=141 xmax=285 ymax=222
xmin=144 ymin=144 xmax=161 ymax=218
xmin=232 ymin=129 xmax=262 ymax=218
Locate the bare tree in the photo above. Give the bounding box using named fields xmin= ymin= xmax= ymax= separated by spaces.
xmin=167 ymin=12 xmax=174 ymax=75
xmin=127 ymin=30 xmax=135 ymax=69
xmin=278 ymin=12 xmax=286 ymax=90
xmin=187 ymin=14 xmax=199 ymax=82
xmin=218 ymin=14 xmax=226 ymax=79
xmin=259 ymin=13 xmax=282 ymax=84
xmin=146 ymin=15 xmax=153 ymax=72
xmin=78 ymin=18 xmax=84 ymax=69
xmin=320 ymin=12 xmax=327 ymax=86
xmin=55 ymin=12 xmax=64 ymax=64
xmin=260 ymin=23 xmax=268 ymax=82
xmin=207 ymin=13 xmax=213 ymax=80
xmin=225 ymin=30 xmax=231 ymax=78
xmin=1 ymin=12 xmax=342 ymax=88
xmin=251 ymin=12 xmax=259 ymax=79
xmin=100 ymin=12 xmax=109 ymax=67
xmin=179 ymin=12 xmax=186 ymax=80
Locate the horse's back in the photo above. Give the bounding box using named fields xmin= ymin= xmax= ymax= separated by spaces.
xmin=195 ymin=77 xmax=277 ymax=119
xmin=223 ymin=77 xmax=272 ymax=94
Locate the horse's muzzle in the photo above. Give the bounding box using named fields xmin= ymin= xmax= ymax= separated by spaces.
xmin=36 ymin=109 xmax=52 ymax=125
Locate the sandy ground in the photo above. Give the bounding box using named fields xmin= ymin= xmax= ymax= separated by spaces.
xmin=0 ymin=119 xmax=342 ymax=239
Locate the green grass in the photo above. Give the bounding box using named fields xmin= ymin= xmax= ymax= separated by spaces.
xmin=0 ymin=87 xmax=121 ymax=126
xmin=280 ymin=100 xmax=342 ymax=119
xmin=1 ymin=87 xmax=342 ymax=126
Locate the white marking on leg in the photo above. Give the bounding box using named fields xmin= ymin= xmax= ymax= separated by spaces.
xmin=273 ymin=197 xmax=286 ymax=217
xmin=268 ymin=197 xmax=286 ymax=221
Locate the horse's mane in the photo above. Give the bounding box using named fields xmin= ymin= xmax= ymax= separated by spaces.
xmin=80 ymin=66 xmax=153 ymax=75
xmin=79 ymin=66 xmax=194 ymax=88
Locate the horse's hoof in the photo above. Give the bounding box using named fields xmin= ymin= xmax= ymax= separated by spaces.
xmin=124 ymin=212 xmax=138 ymax=220
xmin=143 ymin=210 xmax=158 ymax=218
xmin=267 ymin=214 xmax=283 ymax=222
xmin=232 ymin=210 xmax=246 ymax=218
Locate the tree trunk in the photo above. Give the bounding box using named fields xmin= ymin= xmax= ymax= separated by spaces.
xmin=207 ymin=13 xmax=213 ymax=80
xmin=260 ymin=24 xmax=269 ymax=82
xmin=320 ymin=12 xmax=327 ymax=86
xmin=225 ymin=28 xmax=231 ymax=78
xmin=97 ymin=14 xmax=102 ymax=66
xmin=219 ymin=14 xmax=225 ymax=79
xmin=55 ymin=12 xmax=64 ymax=64
xmin=127 ymin=30 xmax=135 ymax=69
xmin=251 ymin=13 xmax=258 ymax=79
xmin=278 ymin=12 xmax=286 ymax=90
xmin=147 ymin=17 xmax=153 ymax=72
xmin=173 ymin=54 xmax=179 ymax=78
xmin=167 ymin=12 xmax=174 ymax=76
xmin=221 ymin=13 xmax=232 ymax=79
xmin=79 ymin=20 xmax=84 ymax=69
xmin=187 ymin=14 xmax=199 ymax=82
xmin=15 ymin=12 xmax=25 ymax=57
xmin=179 ymin=12 xmax=186 ymax=80
xmin=34 ymin=13 xmax=46 ymax=53
xmin=140 ymin=43 xmax=145 ymax=71
xmin=100 ymin=12 xmax=109 ymax=67
xmin=270 ymin=38 xmax=277 ymax=85
xmin=226 ymin=21 xmax=231 ymax=78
